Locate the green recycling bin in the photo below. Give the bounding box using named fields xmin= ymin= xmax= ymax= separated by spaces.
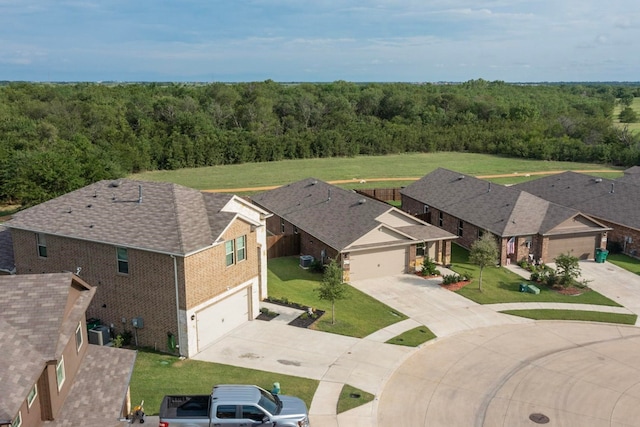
xmin=519 ymin=283 xmax=528 ymax=292
xmin=595 ymin=248 xmax=609 ymax=263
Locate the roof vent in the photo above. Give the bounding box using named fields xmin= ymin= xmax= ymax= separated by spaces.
xmin=138 ymin=185 xmax=143 ymax=204
xmin=109 ymin=180 xmax=121 ymax=188
xmin=311 ymin=180 xmax=318 ymax=185
xmin=610 ymin=183 xmax=615 ymax=194
xmin=358 ymin=198 xmax=367 ymax=204
xmin=458 ymin=175 xmax=465 ymax=180
xmin=488 ymin=182 xmax=492 ymax=192
xmin=594 ymin=178 xmax=603 ymax=183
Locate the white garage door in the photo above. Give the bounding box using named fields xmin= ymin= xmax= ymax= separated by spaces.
xmin=548 ymin=234 xmax=598 ymax=261
xmin=350 ymin=247 xmax=407 ymax=281
xmin=196 ymin=287 xmax=249 ymax=352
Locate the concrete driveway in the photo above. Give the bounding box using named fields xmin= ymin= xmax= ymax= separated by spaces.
xmin=377 ymin=321 xmax=640 ymax=427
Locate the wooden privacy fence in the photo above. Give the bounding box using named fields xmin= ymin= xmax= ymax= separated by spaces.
xmin=355 ymin=188 xmax=403 ymax=202
xmin=266 ymin=234 xmax=300 ymax=259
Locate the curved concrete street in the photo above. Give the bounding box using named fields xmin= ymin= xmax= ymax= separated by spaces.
xmin=377 ymin=321 xmax=640 ymax=427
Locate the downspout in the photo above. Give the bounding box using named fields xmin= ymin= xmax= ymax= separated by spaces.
xmin=171 ymin=255 xmax=184 ymax=358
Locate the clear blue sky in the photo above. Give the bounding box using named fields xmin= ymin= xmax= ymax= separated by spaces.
xmin=1 ymin=0 xmax=638 ymax=83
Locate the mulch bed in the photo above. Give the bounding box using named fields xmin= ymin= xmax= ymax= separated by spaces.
xmin=550 ymin=285 xmax=589 ymax=296
xmin=440 ymin=281 xmax=472 ymax=291
xmin=288 ymin=309 xmax=325 ymax=328
xmin=256 ymin=312 xmax=279 ymax=321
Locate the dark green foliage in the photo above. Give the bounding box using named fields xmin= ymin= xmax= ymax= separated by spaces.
xmin=315 ymin=259 xmax=349 ymax=325
xmin=619 ymin=107 xmax=638 ymax=123
xmin=0 ymin=81 xmax=638 ymax=204
xmin=554 ymin=253 xmax=582 ymax=287
xmin=420 ymin=257 xmax=440 ymax=276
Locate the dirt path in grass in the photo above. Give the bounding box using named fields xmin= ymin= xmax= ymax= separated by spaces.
xmin=204 ymin=169 xmax=617 ymax=193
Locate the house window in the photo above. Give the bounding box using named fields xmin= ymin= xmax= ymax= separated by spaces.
xmin=117 ymin=247 xmax=129 ymax=274
xmin=280 ymin=219 xmax=285 ymax=233
xmin=27 ymin=385 xmax=37 ymax=408
xmin=56 ymin=356 xmax=66 ymax=390
xmin=236 ymin=235 xmax=246 ymax=262
xmin=478 ymin=229 xmax=484 ymax=239
xmin=457 ymin=220 xmax=464 ymax=237
xmin=438 ymin=212 xmax=444 ymax=227
xmin=423 ymin=205 xmax=429 ymax=213
xmin=75 ymin=322 xmax=83 ymax=352
xmin=225 ymin=240 xmax=235 ymax=266
xmin=416 ymin=243 xmax=425 ymax=257
xmin=11 ymin=412 xmax=21 ymax=427
xmin=36 ymin=233 xmax=47 ymax=258
xmin=293 ymin=226 xmax=298 ymax=234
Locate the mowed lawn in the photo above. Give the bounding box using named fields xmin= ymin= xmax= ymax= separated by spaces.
xmin=267 ymin=257 xmax=407 ymax=337
xmin=130 ymin=152 xmax=622 ymax=191
xmin=449 ymin=244 xmax=621 ymax=306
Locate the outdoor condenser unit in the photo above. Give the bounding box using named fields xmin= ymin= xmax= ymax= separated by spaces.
xmin=88 ymin=325 xmax=110 ymax=346
xmin=299 ymin=255 xmax=314 ymax=268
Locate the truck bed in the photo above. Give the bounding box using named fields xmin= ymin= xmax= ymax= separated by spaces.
xmin=160 ymin=395 xmax=210 ymax=418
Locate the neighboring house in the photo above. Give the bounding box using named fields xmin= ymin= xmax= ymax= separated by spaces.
xmin=514 ymin=171 xmax=640 ymax=257
xmin=401 ymin=168 xmax=610 ymax=265
xmin=0 ymin=272 xmax=136 ymax=427
xmin=0 ymin=225 xmax=15 ymax=275
xmin=616 ymin=165 xmax=640 ymax=185
xmin=4 ymin=179 xmax=270 ymax=358
xmin=251 ymin=178 xmax=457 ymax=282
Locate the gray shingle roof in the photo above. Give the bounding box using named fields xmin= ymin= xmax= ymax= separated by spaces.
xmin=514 ymin=171 xmax=640 ymax=231
xmin=0 ymin=273 xmax=95 ymax=423
xmin=252 ymin=178 xmax=453 ymax=251
xmin=5 ymin=180 xmax=237 ymax=255
xmin=0 ymin=225 xmax=14 ymax=273
xmin=401 ymin=168 xmax=589 ymax=237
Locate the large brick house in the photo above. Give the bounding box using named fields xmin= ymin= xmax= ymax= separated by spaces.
xmin=401 ymin=168 xmax=610 ymax=265
xmin=251 ymin=178 xmax=457 ymax=282
xmin=0 ymin=273 xmax=136 ymax=427
xmin=515 ymin=170 xmax=640 ymax=258
xmin=4 ymin=179 xmax=269 ymax=358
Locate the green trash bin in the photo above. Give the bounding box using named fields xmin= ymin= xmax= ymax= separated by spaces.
xmin=595 ymin=248 xmax=608 ymax=263
xmin=519 ymin=283 xmax=528 ymax=292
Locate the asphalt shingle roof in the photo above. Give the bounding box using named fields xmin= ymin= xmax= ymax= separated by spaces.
xmin=252 ymin=178 xmax=452 ymax=250
xmin=6 ymin=180 xmax=237 ymax=255
xmin=514 ymin=171 xmax=640 ymax=231
xmin=401 ymin=168 xmax=589 ymax=237
xmin=0 ymin=273 xmax=95 ymax=423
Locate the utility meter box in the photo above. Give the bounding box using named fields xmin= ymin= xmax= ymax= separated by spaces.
xmin=132 ymin=317 xmax=144 ymax=328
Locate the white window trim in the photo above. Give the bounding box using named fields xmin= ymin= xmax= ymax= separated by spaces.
xmin=75 ymin=322 xmax=83 ymax=353
xmin=225 ymin=240 xmax=235 ymax=267
xmin=56 ymin=356 xmax=66 ymax=391
xmin=27 ymin=385 xmax=38 ymax=408
xmin=11 ymin=411 xmax=21 ymax=427
xmin=236 ymin=235 xmax=246 ymax=263
xmin=36 ymin=233 xmax=47 ymax=258
xmin=116 ymin=247 xmax=129 ymax=274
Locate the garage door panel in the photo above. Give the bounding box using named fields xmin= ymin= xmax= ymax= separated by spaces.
xmin=350 ymin=247 xmax=407 ymax=281
xmin=196 ymin=288 xmax=249 ymax=351
xmin=548 ymin=235 xmax=598 ymax=261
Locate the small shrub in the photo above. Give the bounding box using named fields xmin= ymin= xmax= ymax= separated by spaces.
xmin=260 ymin=307 xmax=269 ymax=315
xmin=121 ymin=330 xmax=133 ymax=346
xmin=442 ymin=273 xmax=467 ymax=285
xmin=309 ymin=259 xmax=325 ymax=273
xmin=421 ymin=257 xmax=440 ymax=276
xmin=462 ymin=272 xmax=473 ymax=281
xmin=113 ymin=334 xmax=124 ymax=348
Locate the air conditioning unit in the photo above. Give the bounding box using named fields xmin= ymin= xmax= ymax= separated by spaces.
xmin=88 ymin=325 xmax=110 ymax=346
xmin=299 ymin=255 xmax=314 ymax=268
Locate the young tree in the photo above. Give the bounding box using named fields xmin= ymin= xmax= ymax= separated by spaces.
xmin=554 ymin=252 xmax=581 ymax=287
xmin=315 ymin=259 xmax=349 ymax=325
xmin=469 ymin=233 xmax=499 ymax=292
xmin=619 ymin=107 xmax=638 ymax=123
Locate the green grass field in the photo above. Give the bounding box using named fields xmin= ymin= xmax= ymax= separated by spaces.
xmin=267 ymin=257 xmax=407 ymax=337
xmin=130 ymin=152 xmax=622 ymax=191
xmin=501 ymin=309 xmax=637 ymax=324
xmin=613 ymin=97 xmax=640 ymax=134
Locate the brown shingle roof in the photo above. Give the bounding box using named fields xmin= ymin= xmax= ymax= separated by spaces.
xmin=401 ymin=168 xmax=588 ymax=237
xmin=0 ymin=273 xmax=95 ymax=423
xmin=252 ymin=178 xmax=454 ymax=251
xmin=514 ymin=171 xmax=640 ymax=230
xmin=6 ymin=180 xmax=237 ymax=255
xmin=45 ymin=346 xmax=137 ymax=427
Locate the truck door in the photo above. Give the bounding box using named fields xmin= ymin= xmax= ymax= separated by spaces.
xmin=240 ymin=405 xmax=274 ymax=427
xmin=212 ymin=404 xmax=240 ymax=427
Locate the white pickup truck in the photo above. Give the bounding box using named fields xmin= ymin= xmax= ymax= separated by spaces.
xmin=158 ymin=384 xmax=310 ymax=427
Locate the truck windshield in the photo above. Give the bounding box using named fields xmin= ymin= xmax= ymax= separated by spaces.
xmin=258 ymin=389 xmax=279 ymax=415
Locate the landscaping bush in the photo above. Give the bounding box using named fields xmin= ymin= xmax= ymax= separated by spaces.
xmin=421 ymin=257 xmax=441 ymax=276
xmin=442 ymin=273 xmax=468 ymax=285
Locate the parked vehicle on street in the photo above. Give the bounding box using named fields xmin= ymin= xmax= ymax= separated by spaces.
xmin=158 ymin=384 xmax=310 ymax=427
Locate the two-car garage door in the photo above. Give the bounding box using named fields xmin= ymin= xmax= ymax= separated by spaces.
xmin=547 ymin=234 xmax=598 ymax=261
xmin=196 ymin=287 xmax=250 ymax=352
xmin=349 ymin=247 xmax=407 ymax=281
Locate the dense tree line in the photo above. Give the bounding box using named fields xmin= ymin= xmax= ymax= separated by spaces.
xmin=1 ymin=80 xmax=639 ymax=205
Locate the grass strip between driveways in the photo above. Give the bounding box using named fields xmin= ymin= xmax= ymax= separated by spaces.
xmin=337 ymin=384 xmax=375 ymax=414
xmin=449 ymin=244 xmax=621 ymax=307
xmin=385 ymin=326 xmax=437 ymax=347
xmin=606 ymin=253 xmax=640 ymax=275
xmin=129 ymin=351 xmax=319 ymax=416
xmin=501 ymin=309 xmax=637 ymax=324
xmin=267 ymin=257 xmax=407 ymax=337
